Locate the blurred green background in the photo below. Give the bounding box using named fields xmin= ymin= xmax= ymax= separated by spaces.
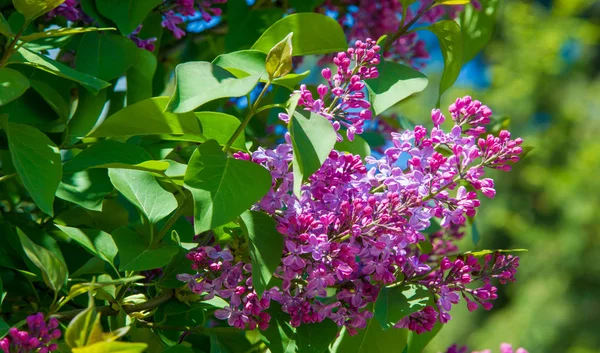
xmin=398 ymin=0 xmax=600 ymax=351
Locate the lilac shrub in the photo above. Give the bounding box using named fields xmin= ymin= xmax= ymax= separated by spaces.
xmin=0 ymin=314 xmax=61 ymax=353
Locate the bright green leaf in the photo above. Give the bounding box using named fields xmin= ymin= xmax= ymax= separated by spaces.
xmin=272 ymin=71 xmax=309 ymax=91
xmin=56 ymin=169 xmax=113 ymax=211
xmin=56 ymin=225 xmax=118 ymax=265
xmin=212 ymin=50 xmax=267 ymax=78
xmin=459 ymin=0 xmax=500 ymax=63
xmin=16 ymin=228 xmax=68 ymax=293
xmin=428 ymin=20 xmax=463 ymax=106
xmin=296 ymin=320 xmax=338 ymax=353
xmin=65 ymin=293 xmax=101 ymax=348
xmin=13 ymin=0 xmax=64 ymax=20
xmin=331 ymin=322 xmax=408 ymax=353
xmin=461 ymin=249 xmax=529 ymax=257
xmin=63 ymin=140 xmax=153 ymax=173
xmin=76 ymin=32 xmax=139 ymax=82
xmin=112 ymin=227 xmax=178 ymax=271
xmin=374 ymin=284 xmax=432 ymax=330
xmin=252 ymin=13 xmax=347 ymax=56
xmin=89 ymin=97 xmax=202 ymax=137
xmin=266 ymin=33 xmax=293 ymax=80
xmin=366 ymin=60 xmax=428 ymax=115
xmin=262 ymin=303 xmax=297 ymax=353
xmin=288 ymin=112 xmax=337 ymax=196
xmin=20 ymin=27 xmax=116 ymax=42
xmin=8 ymin=47 xmax=110 ymax=94
xmin=166 ymin=62 xmax=261 ymax=113
xmin=108 ymin=169 xmax=177 ymax=224
xmin=436 ymin=0 xmax=470 ymax=4
xmin=184 ymin=140 xmax=271 ymax=234
xmin=0 ymin=67 xmax=30 ymax=106
xmin=96 ymin=0 xmax=162 ymax=35
xmin=0 ymin=116 xmax=62 ymax=216
xmin=240 ymin=211 xmax=284 ymax=297
xmin=72 ymin=341 xmax=148 ymax=353
xmin=195 ymin=111 xmax=246 ymax=151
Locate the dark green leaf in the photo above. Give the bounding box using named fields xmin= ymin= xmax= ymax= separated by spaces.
xmin=126 ymin=48 xmax=157 ymax=105
xmin=296 ymin=320 xmax=338 ymax=353
xmin=0 ymin=12 xmax=12 ymax=37
xmin=161 ymin=345 xmax=194 ymax=353
xmin=335 ymin=135 xmax=371 ymax=159
xmin=156 ymin=248 xmax=193 ymax=289
xmin=0 ymin=67 xmax=30 ymax=106
xmin=0 ymin=116 xmax=62 ymax=216
xmin=56 ymin=225 xmax=118 ymax=265
xmin=288 ymin=112 xmax=337 ymax=196
xmin=0 ymin=276 xmax=6 ymax=307
xmin=63 ymin=140 xmax=153 ymax=173
xmin=366 ymin=61 xmax=428 ymax=115
xmin=184 ymin=140 xmax=271 ymax=234
xmin=29 ymin=78 xmax=70 ymax=119
xmin=108 ymin=169 xmax=177 ymax=224
xmin=68 ymin=88 xmax=108 ymax=138
xmin=266 ymin=33 xmax=293 ymax=80
xmin=89 ymin=97 xmax=202 ymax=137
xmin=405 ymin=322 xmax=442 ymax=353
xmin=240 ymin=211 xmax=284 ymax=297
xmin=195 ymin=111 xmax=246 ymax=151
xmin=112 ymin=227 xmax=178 ymax=271
xmin=459 ymin=0 xmax=499 ymax=63
xmin=427 ymin=20 xmax=463 ymax=106
xmin=374 ymin=284 xmax=432 ymax=330
xmin=16 ymin=228 xmax=68 ymax=293
xmin=252 ymin=13 xmax=347 ymax=56
xmin=288 ymin=0 xmax=325 ymax=12
xmin=8 ymin=47 xmax=110 ymax=94
xmin=225 ymin=3 xmax=283 ymax=52
xmin=331 ymin=322 xmax=408 ymax=353
xmin=56 ymin=169 xmax=113 ymax=211
xmin=160 ymin=301 xmax=205 ymax=327
xmin=471 ymin=220 xmax=480 ymax=245
xmin=261 ymin=303 xmax=297 ymax=353
xmin=75 ymin=32 xmax=139 ymax=82
xmin=166 ymin=62 xmax=261 ymax=113
xmin=96 ymin=0 xmax=162 ymax=35
xmin=0 ymin=318 xmax=8 ymax=339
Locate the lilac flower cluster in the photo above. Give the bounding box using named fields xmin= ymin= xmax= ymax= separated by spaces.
xmin=318 ymin=0 xmax=481 ymax=68
xmin=161 ymin=0 xmax=226 ymax=39
xmin=128 ymin=25 xmax=158 ymax=52
xmin=280 ymin=39 xmax=381 ymax=141
xmin=0 ymin=313 xmax=61 ymax=353
xmin=179 ymin=96 xmax=524 ymax=334
xmin=46 ymin=0 xmax=83 ymax=22
xmin=443 ymin=343 xmax=529 ymax=353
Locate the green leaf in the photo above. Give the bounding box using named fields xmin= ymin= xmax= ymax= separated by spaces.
xmin=335 ymin=135 xmax=371 ymax=159
xmin=405 ymin=322 xmax=442 ymax=353
xmin=72 ymin=341 xmax=148 ymax=353
xmin=288 ymin=112 xmax=337 ymax=196
xmin=471 ymin=220 xmax=480 ymax=245
xmin=89 ymin=97 xmax=201 ymax=137
xmin=252 ymin=13 xmax=347 ymax=56
xmin=63 ymin=140 xmax=153 ymax=173
xmin=156 ymin=248 xmax=194 ymax=289
xmin=427 ymin=20 xmax=463 ymax=106
xmin=108 ymin=169 xmax=177 ymax=224
xmin=112 ymin=227 xmax=178 ymax=271
xmin=212 ymin=50 xmax=268 ymax=78
xmin=13 ymin=0 xmax=64 ymax=20
xmin=262 ymin=303 xmax=297 ymax=353
xmin=8 ymin=47 xmax=111 ymax=94
xmin=65 ymin=293 xmax=101 ymax=348
xmin=374 ymin=284 xmax=432 ymax=330
xmin=436 ymin=0 xmax=470 ymax=4
xmin=195 ymin=111 xmax=246 ymax=151
xmin=0 ymin=67 xmax=30 ymax=106
xmin=184 ymin=140 xmax=271 ymax=234
xmin=96 ymin=0 xmax=162 ymax=35
xmin=0 ymin=116 xmax=62 ymax=216
xmin=166 ymin=62 xmax=261 ymax=113
xmin=366 ymin=61 xmax=428 ymax=115
xmin=159 ymin=301 xmax=205 ymax=327
xmin=0 ymin=275 xmax=6 ymax=307
xmin=331 ymin=322 xmax=408 ymax=353
xmin=461 ymin=249 xmax=528 ymax=257
xmin=20 ymin=27 xmax=116 ymax=42
xmin=29 ymin=78 xmax=70 ymax=119
xmin=288 ymin=0 xmax=325 ymax=12
xmin=459 ymin=0 xmax=500 ymax=63
xmin=266 ymin=33 xmax=293 ymax=80
xmin=161 ymin=345 xmax=194 ymax=353
xmin=126 ymin=48 xmax=157 ymax=105
xmin=56 ymin=169 xmax=113 ymax=211
xmin=272 ymin=71 xmax=309 ymax=91
xmin=240 ymin=211 xmax=284 ymax=297
xmin=0 ymin=12 xmax=13 ymax=37
xmin=75 ymin=32 xmax=138 ymax=82
xmin=0 ymin=318 xmax=8 ymax=339
xmin=68 ymin=88 xmax=108 ymax=137
xmin=296 ymin=320 xmax=338 ymax=353
xmin=56 ymin=225 xmax=118 ymax=265
xmin=16 ymin=228 xmax=68 ymax=293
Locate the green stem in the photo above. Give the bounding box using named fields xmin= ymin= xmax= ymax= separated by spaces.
xmin=0 ymin=173 xmax=17 ymax=183
xmin=254 ymin=103 xmax=286 ymax=115
xmin=154 ymin=195 xmax=191 ymax=246
xmin=223 ymin=81 xmax=272 ymax=152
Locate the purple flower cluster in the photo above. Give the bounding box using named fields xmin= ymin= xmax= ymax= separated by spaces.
xmin=280 ymin=39 xmax=381 ymax=141
xmin=0 ymin=313 xmax=61 ymax=353
xmin=179 ymin=96 xmax=524 ymax=334
xmin=443 ymin=343 xmax=529 ymax=353
xmin=128 ymin=25 xmax=158 ymax=52
xmin=318 ymin=0 xmax=481 ymax=68
xmin=161 ymin=0 xmax=226 ymax=39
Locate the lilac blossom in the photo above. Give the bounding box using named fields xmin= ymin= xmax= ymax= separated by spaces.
xmin=0 ymin=313 xmax=61 ymax=353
